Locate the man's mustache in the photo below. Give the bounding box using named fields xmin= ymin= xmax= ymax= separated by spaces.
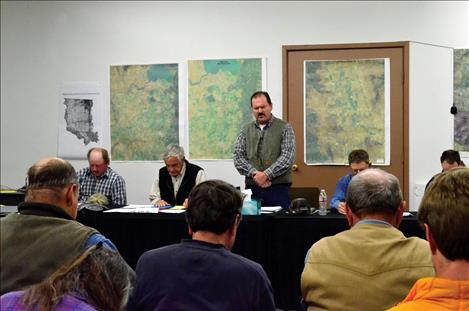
xmin=257 ymin=113 xmax=265 ymax=117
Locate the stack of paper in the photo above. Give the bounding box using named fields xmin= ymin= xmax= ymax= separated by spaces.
xmin=260 ymin=206 xmax=282 ymax=214
xmin=159 ymin=205 xmax=186 ymax=214
xmin=104 ymin=205 xmax=159 ymax=213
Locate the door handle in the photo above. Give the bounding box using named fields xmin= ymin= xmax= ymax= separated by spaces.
xmin=292 ymin=164 xmax=298 ymax=171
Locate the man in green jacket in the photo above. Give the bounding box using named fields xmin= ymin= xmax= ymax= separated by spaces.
xmin=1 ymin=157 xmax=117 ymax=294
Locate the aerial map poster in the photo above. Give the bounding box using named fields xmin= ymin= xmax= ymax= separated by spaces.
xmin=188 ymin=58 xmax=265 ymax=159
xmin=304 ymin=59 xmax=390 ymax=165
xmin=57 ymin=82 xmax=106 ymax=159
xmin=110 ymin=63 xmax=179 ymax=161
xmin=453 ymin=49 xmax=469 ymax=152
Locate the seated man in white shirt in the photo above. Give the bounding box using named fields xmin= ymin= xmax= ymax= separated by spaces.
xmin=149 ymin=145 xmax=205 ymax=207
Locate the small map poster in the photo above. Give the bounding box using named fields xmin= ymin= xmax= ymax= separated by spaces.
xmin=188 ymin=58 xmax=265 ymax=159
xmin=57 ymin=82 xmax=107 ymax=159
xmin=304 ymin=59 xmax=390 ymax=165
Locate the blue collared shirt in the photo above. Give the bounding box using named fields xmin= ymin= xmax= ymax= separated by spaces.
xmin=330 ymin=173 xmax=353 ymax=210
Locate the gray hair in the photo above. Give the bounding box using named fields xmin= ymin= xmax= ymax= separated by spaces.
xmin=26 ymin=158 xmax=78 ymax=190
xmin=346 ymin=168 xmax=402 ymax=216
xmin=163 ymin=145 xmax=185 ymax=162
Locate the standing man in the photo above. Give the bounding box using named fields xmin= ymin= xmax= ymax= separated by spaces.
xmin=330 ymin=149 xmax=371 ymax=214
xmin=78 ymin=147 xmax=127 ymax=208
xmin=301 ymin=169 xmax=434 ymax=311
xmin=234 ymin=91 xmax=296 ymax=209
xmin=1 ymin=157 xmax=117 ymax=294
xmin=387 ymin=168 xmax=469 ymax=310
xmin=129 ymin=180 xmax=275 ymax=310
xmin=149 ymin=145 xmax=205 ymax=207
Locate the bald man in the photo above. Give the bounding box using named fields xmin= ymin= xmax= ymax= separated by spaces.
xmin=78 ymin=147 xmax=127 ymax=208
xmin=0 ymin=157 xmax=117 ymax=294
xmin=301 ymin=169 xmax=434 ymax=311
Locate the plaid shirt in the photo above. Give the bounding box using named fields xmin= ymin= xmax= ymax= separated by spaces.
xmin=78 ymin=167 xmax=127 ymax=207
xmin=234 ymin=116 xmax=296 ymax=181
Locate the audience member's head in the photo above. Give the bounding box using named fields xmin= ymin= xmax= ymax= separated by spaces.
xmin=439 ymin=149 xmax=461 ymax=171
xmin=185 ymin=180 xmax=243 ymax=249
xmin=25 ymin=157 xmax=79 ymax=219
xmin=346 ymin=168 xmax=404 ymax=226
xmin=19 ymin=243 xmax=135 ymax=311
xmin=163 ymin=145 xmax=185 ymax=177
xmin=87 ymin=147 xmax=110 ymax=177
xmin=418 ymin=168 xmax=469 ymax=263
xmin=348 ymin=149 xmax=371 ymax=176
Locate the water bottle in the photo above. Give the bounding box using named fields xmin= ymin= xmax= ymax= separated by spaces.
xmin=318 ymin=189 xmax=327 ymax=216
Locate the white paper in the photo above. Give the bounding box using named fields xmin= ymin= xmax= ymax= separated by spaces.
xmin=57 ymin=82 xmax=108 ymax=159
xmin=159 ymin=209 xmax=186 ymax=214
xmin=104 ymin=206 xmax=159 ymax=213
xmin=260 ymin=206 xmax=282 ymax=213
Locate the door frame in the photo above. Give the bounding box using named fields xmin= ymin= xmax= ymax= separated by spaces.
xmin=282 ymin=42 xmax=410 ymax=206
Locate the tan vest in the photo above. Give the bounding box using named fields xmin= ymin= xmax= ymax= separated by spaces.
xmin=301 ymin=223 xmax=434 ymax=311
xmin=1 ymin=213 xmax=97 ymax=294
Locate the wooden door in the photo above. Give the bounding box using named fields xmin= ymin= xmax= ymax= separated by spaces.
xmin=283 ymin=42 xmax=409 ymax=205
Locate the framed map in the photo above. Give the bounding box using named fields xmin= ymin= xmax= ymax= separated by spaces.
xmin=454 ymin=49 xmax=469 ymax=152
xmin=110 ymin=63 xmax=179 ymax=161
xmin=304 ymin=59 xmax=390 ymax=165
xmin=188 ymin=58 xmax=265 ymax=159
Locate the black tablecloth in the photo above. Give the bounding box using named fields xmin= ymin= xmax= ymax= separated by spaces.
xmin=77 ymin=210 xmax=424 ymax=310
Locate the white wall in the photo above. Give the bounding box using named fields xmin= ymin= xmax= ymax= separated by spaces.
xmin=409 ymin=42 xmax=454 ymax=211
xmin=1 ymin=1 xmax=468 ymax=205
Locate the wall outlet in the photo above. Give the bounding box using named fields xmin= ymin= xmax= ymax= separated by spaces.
xmin=414 ymin=184 xmax=426 ymax=197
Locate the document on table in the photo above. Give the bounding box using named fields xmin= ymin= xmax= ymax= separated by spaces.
xmin=159 ymin=205 xmax=186 ymax=213
xmin=159 ymin=209 xmax=186 ymax=214
xmin=261 ymin=206 xmax=282 ymax=213
xmin=104 ymin=205 xmax=159 ymax=213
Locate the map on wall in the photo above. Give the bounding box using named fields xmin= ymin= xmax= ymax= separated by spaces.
xmin=454 ymin=49 xmax=469 ymax=152
xmin=63 ymin=99 xmax=98 ymax=145
xmin=304 ymin=59 xmax=390 ymax=165
xmin=58 ymin=82 xmax=107 ymax=159
xmin=110 ymin=64 xmax=179 ymax=161
xmin=188 ymin=58 xmax=265 ymax=159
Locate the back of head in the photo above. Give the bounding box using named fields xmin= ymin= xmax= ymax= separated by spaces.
xmin=346 ymin=168 xmax=402 ymax=216
xmin=163 ymin=144 xmax=185 ymax=162
xmin=418 ymin=167 xmax=469 ymax=261
xmin=25 ymin=157 xmax=78 ymax=201
xmin=348 ymin=149 xmax=370 ymax=165
xmin=23 ymin=243 xmax=136 ymax=311
xmin=186 ymin=180 xmax=243 ymax=235
xmin=440 ymin=149 xmax=461 ymax=165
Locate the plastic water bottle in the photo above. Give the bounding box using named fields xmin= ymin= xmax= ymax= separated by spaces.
xmin=318 ymin=189 xmax=327 ymax=216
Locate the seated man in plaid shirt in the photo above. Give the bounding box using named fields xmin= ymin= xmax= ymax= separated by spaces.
xmin=78 ymin=147 xmax=127 ymax=208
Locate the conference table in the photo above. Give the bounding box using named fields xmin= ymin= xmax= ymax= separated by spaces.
xmin=77 ymin=209 xmax=424 ymax=311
